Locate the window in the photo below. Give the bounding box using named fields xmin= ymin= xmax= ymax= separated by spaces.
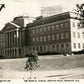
xmin=40 ymin=28 xmax=42 ymax=32
xmin=52 ymin=45 xmax=55 ymax=48
xmin=78 ymin=43 xmax=81 ymax=49
xmin=45 ymin=45 xmax=48 ymax=50
xmin=66 ymin=32 xmax=69 ymax=38
xmin=48 ymin=35 xmax=50 ymax=41
xmin=83 ymin=32 xmax=84 ymax=38
xmin=73 ymin=32 xmax=76 ymax=38
xmin=61 ymin=44 xmax=64 ymax=48
xmin=40 ymin=36 xmax=42 ymax=42
xmin=77 ymin=32 xmax=80 ymax=38
xmin=48 ymin=26 xmax=50 ymax=31
xmin=65 ymin=23 xmax=69 ymax=28
xmin=44 ymin=36 xmax=46 ymax=41
xmin=61 ymin=33 xmax=64 ymax=39
xmin=33 ymin=38 xmax=35 ymax=42
xmin=66 ymin=43 xmax=69 ymax=47
xmin=72 ymin=22 xmax=75 ymax=27
xmin=44 ymin=27 xmax=46 ymax=32
xmin=52 ymin=25 xmax=54 ymax=30
xmin=56 ymin=25 xmax=59 ymax=29
xmin=37 ymin=47 xmax=39 ymax=51
xmin=32 ymin=30 xmax=35 ymax=34
xmin=42 ymin=46 xmax=45 ymax=51
xmin=33 ymin=47 xmax=35 ymax=50
xmin=52 ymin=34 xmax=55 ymax=40
xmin=56 ymin=34 xmax=59 ymax=40
xmin=61 ymin=24 xmax=63 ymax=28
xmin=36 ymin=37 xmax=39 ymax=42
xmin=74 ymin=43 xmax=76 ymax=48
xmin=40 ymin=46 xmax=42 ymax=51
xmin=57 ymin=44 xmax=59 ymax=48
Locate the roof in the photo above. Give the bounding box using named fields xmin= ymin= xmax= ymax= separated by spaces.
xmin=27 ymin=11 xmax=78 ymax=28
xmin=9 ymin=22 xmax=20 ymax=28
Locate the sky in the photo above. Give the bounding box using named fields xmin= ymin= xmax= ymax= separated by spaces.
xmin=0 ymin=0 xmax=84 ymax=30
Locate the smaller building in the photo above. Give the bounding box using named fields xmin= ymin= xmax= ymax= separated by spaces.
xmin=41 ymin=6 xmax=63 ymax=17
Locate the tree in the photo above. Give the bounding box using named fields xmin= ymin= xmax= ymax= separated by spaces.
xmin=25 ymin=52 xmax=40 ymax=79
xmin=76 ymin=4 xmax=84 ymax=28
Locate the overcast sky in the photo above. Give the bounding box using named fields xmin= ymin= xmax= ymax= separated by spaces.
xmin=0 ymin=0 xmax=84 ymax=30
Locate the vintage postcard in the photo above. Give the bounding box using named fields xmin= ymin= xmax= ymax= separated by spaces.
xmin=0 ymin=0 xmax=84 ymax=84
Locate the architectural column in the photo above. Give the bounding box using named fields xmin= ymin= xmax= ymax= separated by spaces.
xmin=11 ymin=32 xmax=12 ymax=47
xmin=7 ymin=32 xmax=9 ymax=48
xmin=12 ymin=31 xmax=14 ymax=47
xmin=13 ymin=31 xmax=15 ymax=47
xmin=6 ymin=33 xmax=8 ymax=48
xmin=11 ymin=31 xmax=14 ymax=47
xmin=7 ymin=33 xmax=9 ymax=47
xmin=5 ymin=33 xmax=7 ymax=48
xmin=10 ymin=32 xmax=11 ymax=47
xmin=20 ymin=31 xmax=22 ymax=47
xmin=16 ymin=29 xmax=19 ymax=47
xmin=9 ymin=32 xmax=10 ymax=47
xmin=17 ymin=29 xmax=19 ymax=57
xmin=14 ymin=31 xmax=16 ymax=47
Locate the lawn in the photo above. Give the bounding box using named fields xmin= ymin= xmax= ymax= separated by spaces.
xmin=0 ymin=54 xmax=84 ymax=79
xmin=0 ymin=54 xmax=84 ymax=71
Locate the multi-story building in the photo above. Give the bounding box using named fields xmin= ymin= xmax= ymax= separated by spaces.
xmin=24 ymin=11 xmax=84 ymax=56
xmin=0 ymin=11 xmax=84 ymax=58
xmin=2 ymin=16 xmax=35 ymax=58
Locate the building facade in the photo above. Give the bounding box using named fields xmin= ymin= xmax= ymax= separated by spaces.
xmin=0 ymin=11 xmax=84 ymax=58
xmin=1 ymin=16 xmax=34 ymax=58
xmin=24 ymin=12 xmax=84 ymax=55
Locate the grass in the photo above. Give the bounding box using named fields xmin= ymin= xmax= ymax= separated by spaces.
xmin=0 ymin=54 xmax=84 ymax=71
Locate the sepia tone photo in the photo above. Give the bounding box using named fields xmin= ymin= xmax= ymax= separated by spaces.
xmin=0 ymin=0 xmax=84 ymax=80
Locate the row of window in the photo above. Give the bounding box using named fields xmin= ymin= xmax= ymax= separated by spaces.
xmin=32 ymin=22 xmax=69 ymax=34
xmin=5 ymin=49 xmax=17 ymax=56
xmin=32 ymin=32 xmax=69 ymax=42
xmin=30 ymin=43 xmax=70 ymax=52
xmin=73 ymin=43 xmax=84 ymax=49
xmin=73 ymin=32 xmax=83 ymax=38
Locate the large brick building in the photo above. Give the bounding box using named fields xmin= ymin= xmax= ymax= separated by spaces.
xmin=0 ymin=11 xmax=84 ymax=58
xmin=24 ymin=12 xmax=84 ymax=55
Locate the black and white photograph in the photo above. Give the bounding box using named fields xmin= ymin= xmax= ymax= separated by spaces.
xmin=0 ymin=0 xmax=84 ymax=83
